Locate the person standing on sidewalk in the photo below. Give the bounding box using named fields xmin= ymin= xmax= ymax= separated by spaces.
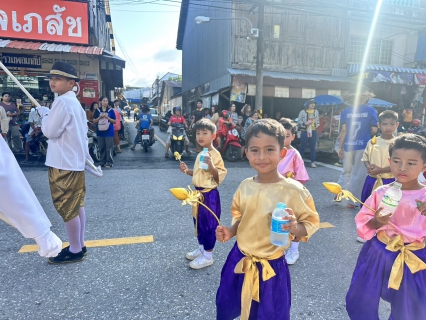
xmin=298 ymin=100 xmax=320 ymax=168
xmin=0 ymin=92 xmax=23 ymax=152
xmin=112 ymin=100 xmax=122 ymax=153
xmin=93 ymin=96 xmax=116 ymax=168
xmin=190 ymin=99 xmax=204 ymax=152
xmin=39 ymin=61 xmax=90 ymax=264
xmin=338 ymin=88 xmax=378 ymax=208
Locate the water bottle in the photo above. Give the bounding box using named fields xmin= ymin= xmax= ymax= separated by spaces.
xmin=270 ymin=203 xmax=290 ymax=247
xmin=379 ymin=182 xmax=402 ymax=216
xmin=199 ymin=148 xmax=209 ymax=170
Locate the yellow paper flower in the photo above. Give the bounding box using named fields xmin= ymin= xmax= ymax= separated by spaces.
xmin=371 ymin=136 xmax=377 ymax=145
xmin=174 ymin=152 xmax=182 ymax=162
xmin=322 ymin=182 xmax=343 ymax=195
xmin=285 ymin=172 xmax=294 ymax=179
xmin=170 ymin=186 xmax=201 ymax=206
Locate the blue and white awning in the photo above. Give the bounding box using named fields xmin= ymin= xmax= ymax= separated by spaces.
xmin=348 ymin=63 xmax=426 ymax=76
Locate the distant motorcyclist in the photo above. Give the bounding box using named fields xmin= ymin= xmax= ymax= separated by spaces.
xmin=130 ymin=105 xmax=154 ymax=150
xmin=216 ymin=110 xmax=234 ymax=150
xmin=165 ymin=106 xmax=191 ymax=157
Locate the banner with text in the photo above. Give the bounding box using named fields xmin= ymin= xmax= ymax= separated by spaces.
xmin=0 ymin=0 xmax=89 ymax=44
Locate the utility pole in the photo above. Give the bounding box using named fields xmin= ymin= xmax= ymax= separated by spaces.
xmin=255 ymin=4 xmax=264 ymax=111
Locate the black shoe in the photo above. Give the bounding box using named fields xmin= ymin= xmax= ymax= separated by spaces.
xmin=82 ymin=246 xmax=87 ymax=257
xmin=48 ymin=247 xmax=84 ymax=264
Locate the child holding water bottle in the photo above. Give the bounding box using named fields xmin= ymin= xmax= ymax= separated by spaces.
xmin=346 ymin=134 xmax=426 ymax=319
xmin=215 ymin=119 xmax=319 ymax=320
xmin=179 ymin=119 xmax=227 ymax=269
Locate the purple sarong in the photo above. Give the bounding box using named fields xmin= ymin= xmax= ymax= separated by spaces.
xmin=216 ymin=242 xmax=291 ymax=320
xmin=194 ymin=187 xmax=221 ymax=251
xmin=346 ymin=236 xmax=426 ymax=319
xmin=361 ymin=176 xmax=395 ymax=203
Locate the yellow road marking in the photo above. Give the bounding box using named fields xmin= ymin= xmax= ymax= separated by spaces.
xmin=319 ymin=222 xmax=335 ymax=229
xmin=18 ymin=235 xmax=154 ymax=253
xmin=155 ymin=134 xmax=166 ymax=147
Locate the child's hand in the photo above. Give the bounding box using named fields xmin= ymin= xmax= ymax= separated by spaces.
xmin=216 ymin=226 xmax=231 ymax=242
xmin=204 ymin=152 xmax=214 ymax=168
xmin=180 ymin=162 xmax=188 ymax=173
xmin=374 ymin=207 xmax=392 ymax=226
xmin=415 ymin=199 xmax=426 ymax=216
xmin=281 ymin=208 xmax=298 ymax=234
xmin=368 ymin=165 xmax=381 ymax=176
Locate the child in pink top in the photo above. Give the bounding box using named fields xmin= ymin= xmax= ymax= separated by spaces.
xmin=346 ymin=134 xmax=426 ymax=319
xmin=278 ymin=118 xmax=309 ymax=265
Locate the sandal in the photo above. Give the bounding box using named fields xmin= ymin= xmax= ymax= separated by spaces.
xmin=165 ymin=152 xmax=169 ymax=158
xmin=186 ymin=150 xmax=191 ymax=156
xmin=131 ymin=147 xmax=135 ymax=151
xmin=347 ymin=204 xmax=358 ymax=209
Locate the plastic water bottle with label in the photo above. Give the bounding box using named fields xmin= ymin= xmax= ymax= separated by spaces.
xmin=379 ymin=182 xmax=402 ymax=216
xmin=270 ymin=202 xmax=290 ymax=247
xmin=199 ymin=148 xmax=209 ymax=170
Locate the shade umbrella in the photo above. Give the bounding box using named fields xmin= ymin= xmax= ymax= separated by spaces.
xmin=305 ymin=95 xmax=345 ymax=107
xmin=367 ymin=98 xmax=396 ymax=109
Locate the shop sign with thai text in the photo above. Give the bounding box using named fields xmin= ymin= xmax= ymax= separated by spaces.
xmin=0 ymin=1 xmax=89 ymax=44
xmin=1 ymin=53 xmax=42 ymax=68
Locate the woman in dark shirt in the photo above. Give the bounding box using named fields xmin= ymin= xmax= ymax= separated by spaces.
xmin=93 ymin=96 xmax=116 ymax=168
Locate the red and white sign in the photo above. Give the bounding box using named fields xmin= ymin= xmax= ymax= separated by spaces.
xmin=0 ymin=1 xmax=89 ymax=44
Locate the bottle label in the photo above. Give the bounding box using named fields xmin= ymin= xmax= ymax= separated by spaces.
xmin=381 ymin=195 xmax=398 ymax=208
xmin=271 ymin=217 xmax=290 ymax=234
xmin=200 ymin=155 xmax=205 ymax=162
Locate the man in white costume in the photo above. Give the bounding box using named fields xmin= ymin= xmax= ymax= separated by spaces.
xmin=0 ymin=136 xmax=62 ymax=257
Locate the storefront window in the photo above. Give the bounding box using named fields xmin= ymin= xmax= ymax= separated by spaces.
xmin=0 ymin=73 xmax=52 ymax=102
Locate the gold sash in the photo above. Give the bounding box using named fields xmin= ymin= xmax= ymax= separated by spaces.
xmin=234 ymin=249 xmax=284 ymax=320
xmin=191 ymin=188 xmax=212 ymax=236
xmin=370 ymin=173 xmax=394 ymax=191
xmin=377 ymin=231 xmax=426 ymax=290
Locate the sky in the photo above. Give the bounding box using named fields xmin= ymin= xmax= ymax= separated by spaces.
xmin=109 ymin=0 xmax=183 ymax=88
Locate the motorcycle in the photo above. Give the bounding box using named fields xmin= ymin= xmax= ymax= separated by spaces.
xmin=19 ymin=123 xmax=48 ymax=159
xmin=215 ymin=124 xmax=241 ymax=162
xmin=170 ymin=123 xmax=185 ymax=155
xmin=87 ymin=126 xmax=101 ymax=162
xmin=159 ymin=116 xmax=170 ymax=132
xmin=140 ymin=128 xmax=154 ymax=152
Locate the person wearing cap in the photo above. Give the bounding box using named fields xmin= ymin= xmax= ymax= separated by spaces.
xmin=38 ymin=61 xmax=90 ymax=264
xmin=297 ymin=99 xmax=320 ymax=168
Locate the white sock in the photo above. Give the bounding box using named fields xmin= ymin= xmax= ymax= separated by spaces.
xmin=199 ymin=244 xmax=204 ymax=253
xmin=203 ymin=251 xmax=213 ymax=260
xmin=290 ymin=242 xmax=299 ymax=252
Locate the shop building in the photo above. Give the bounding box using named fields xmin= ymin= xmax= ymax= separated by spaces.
xmin=177 ymin=0 xmax=426 ymax=119
xmin=0 ymin=0 xmax=125 ymax=113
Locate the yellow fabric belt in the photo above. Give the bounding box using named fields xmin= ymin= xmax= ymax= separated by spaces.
xmin=377 ymin=231 xmax=426 ymax=290
xmin=234 ymin=249 xmax=284 ymax=320
xmin=191 ymin=188 xmax=212 ymax=236
xmin=370 ymin=173 xmax=394 ymax=191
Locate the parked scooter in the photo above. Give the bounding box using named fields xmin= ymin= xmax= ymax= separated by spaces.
xmin=170 ymin=123 xmax=185 ymax=155
xmin=87 ymin=126 xmax=100 ymax=162
xmin=215 ymin=124 xmax=241 ymax=161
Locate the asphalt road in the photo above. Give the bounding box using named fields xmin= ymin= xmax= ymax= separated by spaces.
xmin=1 ymin=118 xmax=391 ymax=319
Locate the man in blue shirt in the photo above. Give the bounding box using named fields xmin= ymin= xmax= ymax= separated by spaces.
xmin=338 ymin=90 xmax=378 ymax=209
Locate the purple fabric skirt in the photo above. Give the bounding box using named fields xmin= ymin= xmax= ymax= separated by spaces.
xmin=216 ymin=242 xmax=291 ymax=320
xmin=346 ymin=236 xmax=426 ymax=320
xmin=361 ymin=176 xmax=395 ymax=203
xmin=194 ymin=187 xmax=221 ymax=251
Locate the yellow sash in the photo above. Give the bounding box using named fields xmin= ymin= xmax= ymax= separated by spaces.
xmin=377 ymin=231 xmax=426 ymax=290
xmin=234 ymin=249 xmax=284 ymax=320
xmin=191 ymin=188 xmax=212 ymax=236
xmin=370 ymin=173 xmax=394 ymax=191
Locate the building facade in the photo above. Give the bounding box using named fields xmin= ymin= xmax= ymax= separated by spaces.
xmin=177 ymin=0 xmax=426 ymax=118
xmin=0 ymin=0 xmax=125 ymax=112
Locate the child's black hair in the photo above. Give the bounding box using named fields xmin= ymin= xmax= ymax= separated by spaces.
xmin=389 ymin=134 xmax=426 ymax=163
xmin=194 ymin=118 xmax=216 ymax=134
xmin=245 ymin=119 xmax=285 ymax=149
xmin=379 ymin=110 xmax=398 ymax=123
xmin=278 ymin=117 xmax=297 ymax=134
xmin=197 ymin=99 xmax=203 ymax=104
